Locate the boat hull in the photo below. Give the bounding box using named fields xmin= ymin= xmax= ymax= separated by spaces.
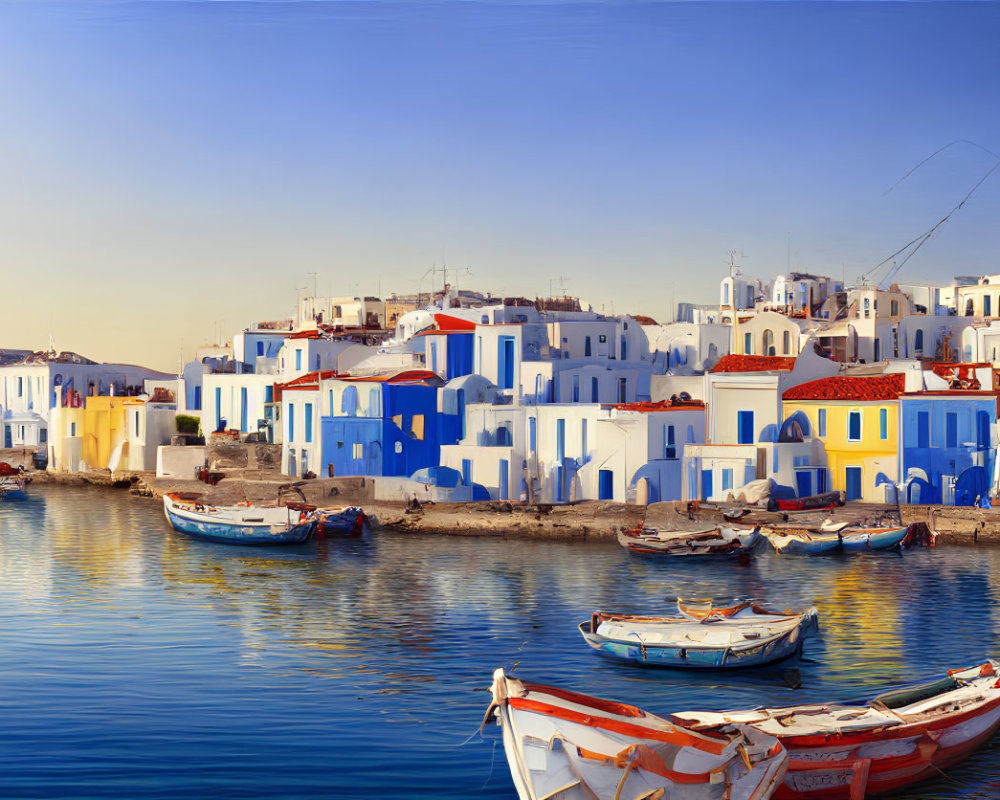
xmin=163 ymin=495 xmax=316 ymax=545
xmin=618 ymin=526 xmax=760 ymax=558
xmin=674 ymin=660 xmax=1000 ymax=800
xmin=486 ymin=669 xmax=789 ymax=800
xmin=840 ymin=525 xmax=908 ymax=552
xmin=578 ymin=605 xmax=819 ymax=669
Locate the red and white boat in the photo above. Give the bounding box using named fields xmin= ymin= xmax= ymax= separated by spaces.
xmin=671 ymin=660 xmax=1000 ymax=799
xmin=486 ymin=668 xmax=788 ymax=800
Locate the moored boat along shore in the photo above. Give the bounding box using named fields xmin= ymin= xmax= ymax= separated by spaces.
xmin=16 ymin=459 xmax=1000 ymax=546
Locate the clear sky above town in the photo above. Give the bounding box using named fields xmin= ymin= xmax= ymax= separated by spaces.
xmin=2 ymin=0 xmax=999 ymax=372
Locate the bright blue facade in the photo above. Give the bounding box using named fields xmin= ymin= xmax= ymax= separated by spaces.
xmin=320 ymin=383 xmax=463 ymax=478
xmin=899 ymin=394 xmax=996 ymax=505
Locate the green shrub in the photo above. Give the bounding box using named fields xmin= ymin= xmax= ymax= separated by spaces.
xmin=176 ymin=414 xmax=201 ymax=435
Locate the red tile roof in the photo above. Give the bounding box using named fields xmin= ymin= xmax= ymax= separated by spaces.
xmin=433 ymin=313 xmax=477 ymax=331
xmin=711 ymin=354 xmax=797 ymax=373
xmin=783 ymin=373 xmax=905 ymax=402
xmin=607 ymin=399 xmax=704 ymax=412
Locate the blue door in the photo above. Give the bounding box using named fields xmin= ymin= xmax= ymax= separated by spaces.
xmin=701 ymin=469 xmax=713 ymax=500
xmin=598 ymin=469 xmax=614 ymax=500
xmin=499 ymin=459 xmax=509 ymax=500
xmin=737 ymin=410 xmax=754 ymax=445
xmin=845 ymin=467 xmax=862 ymax=501
xmin=795 ymin=471 xmax=812 ymax=498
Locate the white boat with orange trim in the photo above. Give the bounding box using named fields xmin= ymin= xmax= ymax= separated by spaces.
xmin=578 ymin=599 xmax=819 ymax=668
xmin=485 ymin=668 xmax=788 ymax=800
xmin=671 ymin=659 xmax=1000 ymax=799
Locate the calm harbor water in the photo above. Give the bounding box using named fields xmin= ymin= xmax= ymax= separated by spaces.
xmin=1 ymin=486 xmax=999 ymax=798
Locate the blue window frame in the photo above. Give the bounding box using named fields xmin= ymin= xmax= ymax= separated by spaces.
xmin=295 ymin=349 xmax=302 ymax=371
xmin=556 ymin=418 xmax=565 ymax=462
xmin=879 ymin=408 xmax=888 ymax=440
xmin=737 ymin=410 xmax=753 ymax=445
xmin=978 ymin=410 xmax=990 ymax=449
xmin=722 ymin=468 xmax=733 ymax=491
xmin=240 ymin=387 xmax=248 ymax=433
xmin=305 ymin=403 xmax=313 ymax=443
xmin=584 ymin=336 xmax=592 ymax=357
xmin=499 ymin=459 xmax=509 ymax=500
xmin=818 ymin=408 xmax=827 ymax=437
xmin=591 ymin=377 xmax=599 ymax=402
xmin=288 ymin=403 xmax=295 ymax=442
xmin=257 ymin=341 xmax=264 ymax=357
xmin=215 ymin=387 xmax=222 ymax=430
xmin=848 ymin=410 xmax=862 ymax=442
xmin=529 ymin=417 xmax=536 ymax=452
xmin=796 ymin=471 xmax=812 ymax=498
xmin=666 ymin=425 xmax=676 ymax=459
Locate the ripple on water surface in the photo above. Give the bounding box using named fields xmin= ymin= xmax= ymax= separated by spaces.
xmin=1 ymin=486 xmax=999 ymax=797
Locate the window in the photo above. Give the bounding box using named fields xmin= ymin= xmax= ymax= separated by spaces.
xmin=529 ymin=417 xmax=536 ymax=452
xmin=134 ymin=411 xmax=140 ymax=437
xmin=599 ymin=334 xmax=607 ymax=343
xmin=17 ymin=377 xmax=22 ymax=396
xmin=305 ymin=403 xmax=313 ymax=443
xmin=978 ymin=410 xmax=990 ymax=448
xmin=620 ymin=335 xmax=627 ymax=361
xmin=572 ymin=375 xmax=579 ymax=402
xmin=353 ymin=442 xmax=364 ymax=459
xmin=722 ymin=283 xmax=730 ymax=306
xmin=665 ymin=425 xmax=676 ymax=459
xmin=617 ymin=378 xmax=627 ymax=403
xmin=946 ymin=412 xmax=958 ymax=448
xmin=257 ymin=341 xmax=265 ymax=357
xmin=295 ymin=349 xmax=302 ymax=371
xmin=722 ymin=468 xmax=733 ymax=491
xmin=762 ymin=329 xmax=774 ymax=356
xmin=744 ymin=332 xmax=753 ymax=354
xmin=556 ymin=418 xmax=565 ymax=462
xmin=818 ymin=408 xmax=827 ymax=437
xmin=584 ymin=336 xmax=592 ymax=357
xmin=70 ymin=422 xmax=76 ymax=437
xmin=288 ymin=403 xmax=295 ymax=442
xmin=891 ymin=300 xmax=899 ymax=316
xmin=987 ymin=296 xmax=993 ymax=318
xmin=879 ymin=408 xmax=888 ymax=440
xmin=914 ymin=329 xmax=924 ymax=354
xmin=917 ymin=410 xmax=930 ymax=448
xmin=737 ymin=410 xmax=754 ymax=445
xmin=863 ymin=298 xmax=870 ymax=319
xmin=847 ymin=410 xmax=862 ymax=442
xmin=591 ymin=377 xmax=599 ymax=402
xmin=782 ymin=331 xmax=791 ymax=354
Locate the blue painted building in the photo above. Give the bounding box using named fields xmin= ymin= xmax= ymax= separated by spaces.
xmin=899 ymin=391 xmax=997 ymax=505
xmin=319 ymin=372 xmax=463 ymax=478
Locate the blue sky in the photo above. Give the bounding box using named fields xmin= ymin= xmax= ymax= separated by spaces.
xmin=2 ymin=1 xmax=998 ymax=371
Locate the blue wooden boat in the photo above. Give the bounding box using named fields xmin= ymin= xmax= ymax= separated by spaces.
xmin=841 ymin=524 xmax=909 ymax=552
xmin=163 ymin=492 xmax=318 ymax=545
xmin=0 ymin=463 xmax=29 ymax=501
xmin=578 ymin=599 xmax=819 ymax=668
xmin=765 ymin=523 xmax=910 ymax=554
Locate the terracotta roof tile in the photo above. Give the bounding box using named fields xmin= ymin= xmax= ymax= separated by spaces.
xmin=782 ymin=373 xmax=905 ymax=402
xmin=711 ymin=354 xmax=797 ymax=373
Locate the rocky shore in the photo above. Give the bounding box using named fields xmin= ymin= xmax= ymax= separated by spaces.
xmin=13 ymin=459 xmax=1000 ymax=547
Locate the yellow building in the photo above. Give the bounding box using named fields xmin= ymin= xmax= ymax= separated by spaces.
xmin=782 ymin=373 xmax=905 ymax=502
xmin=49 ymin=395 xmax=177 ymax=473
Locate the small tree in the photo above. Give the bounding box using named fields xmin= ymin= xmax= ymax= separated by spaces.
xmin=176 ymin=414 xmax=200 ymax=435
